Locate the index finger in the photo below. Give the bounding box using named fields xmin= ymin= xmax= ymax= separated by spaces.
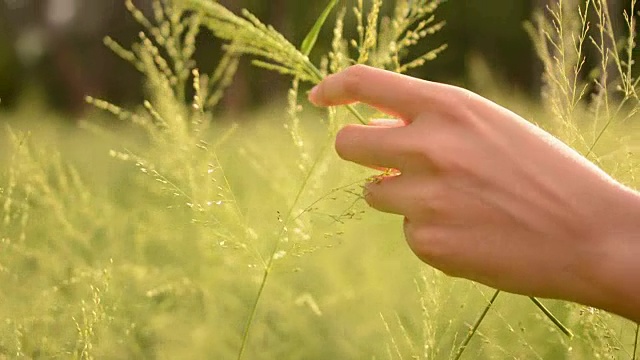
xmin=309 ymin=65 xmax=458 ymax=121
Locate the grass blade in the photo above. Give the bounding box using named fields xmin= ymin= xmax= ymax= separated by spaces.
xmin=300 ymin=0 xmax=339 ymax=56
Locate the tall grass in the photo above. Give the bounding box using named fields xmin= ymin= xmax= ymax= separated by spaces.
xmin=0 ymin=0 xmax=638 ymax=358
xmin=526 ymin=0 xmax=640 ymax=357
xmin=184 ymin=0 xmax=451 ymax=357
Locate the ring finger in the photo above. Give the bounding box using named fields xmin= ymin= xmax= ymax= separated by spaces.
xmin=364 ymin=173 xmax=439 ymax=220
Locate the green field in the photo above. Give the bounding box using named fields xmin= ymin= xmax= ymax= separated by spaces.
xmin=1 ymin=0 xmax=639 ymax=359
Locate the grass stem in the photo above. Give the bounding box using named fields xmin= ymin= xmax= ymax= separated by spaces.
xmin=235 ymin=136 xmax=334 ymax=360
xmin=452 ymin=292 xmax=573 ymax=360
xmin=633 ymin=323 xmax=639 ymax=360
xmin=529 ymin=297 xmax=573 ymax=338
xmin=236 ymin=267 xmax=271 ymax=360
xmin=346 ymin=105 xmax=368 ymax=124
xmin=453 ymin=289 xmax=501 ymax=360
xmin=236 ymin=60 xmax=367 ymax=359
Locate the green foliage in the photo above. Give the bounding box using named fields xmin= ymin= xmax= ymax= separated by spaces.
xmin=186 ymin=0 xmax=323 ymax=83
xmin=526 ymin=0 xmax=640 ymax=164
xmin=301 ymin=0 xmax=340 ymax=56
xmin=186 ymin=0 xmax=446 ymax=79
xmin=186 ymin=0 xmax=447 ymax=127
xmin=0 ymin=0 xmax=638 ymax=359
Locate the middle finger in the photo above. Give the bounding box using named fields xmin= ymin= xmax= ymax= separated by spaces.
xmin=336 ymin=123 xmax=425 ymax=171
xmin=364 ymin=173 xmax=440 ymax=220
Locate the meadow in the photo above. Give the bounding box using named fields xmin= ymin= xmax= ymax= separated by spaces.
xmin=0 ymin=0 xmax=639 ymax=359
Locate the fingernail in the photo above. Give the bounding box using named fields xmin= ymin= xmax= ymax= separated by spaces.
xmin=368 ymin=118 xmax=403 ymax=127
xmin=308 ymin=85 xmax=320 ymax=105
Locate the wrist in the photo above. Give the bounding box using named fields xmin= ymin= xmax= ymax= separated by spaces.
xmin=584 ymin=186 xmax=640 ymax=322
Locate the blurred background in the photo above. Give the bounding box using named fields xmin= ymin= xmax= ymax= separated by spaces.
xmin=0 ymin=0 xmax=633 ymax=119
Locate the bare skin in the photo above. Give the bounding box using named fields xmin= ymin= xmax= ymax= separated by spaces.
xmin=309 ymin=65 xmax=640 ymax=323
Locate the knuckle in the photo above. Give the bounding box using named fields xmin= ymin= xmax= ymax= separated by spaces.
xmin=405 ymin=226 xmax=457 ymax=267
xmin=397 ymin=139 xmax=433 ymax=170
xmin=340 ymin=65 xmax=368 ymax=96
xmin=437 ymin=86 xmax=479 ymax=121
xmin=447 ymin=86 xmax=475 ymax=106
xmin=345 ymin=64 xmax=369 ymax=77
xmin=417 ymin=181 xmax=447 ymax=212
xmin=420 ymin=129 xmax=468 ymax=172
xmin=455 ymin=86 xmax=475 ymax=101
xmin=413 ymin=140 xmax=443 ymax=169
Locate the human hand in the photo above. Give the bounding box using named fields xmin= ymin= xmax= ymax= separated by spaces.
xmin=309 ymin=65 xmax=640 ymax=321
